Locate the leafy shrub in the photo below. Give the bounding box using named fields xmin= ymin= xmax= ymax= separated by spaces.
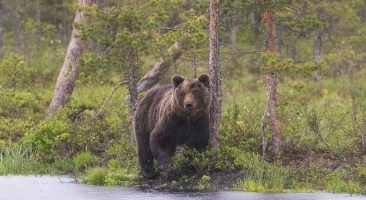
xmin=84 ymin=167 xmax=108 ymax=185
xmin=0 ymin=53 xmax=31 ymax=91
xmin=73 ymin=152 xmax=98 ymax=171
xmin=0 ymin=91 xmax=45 ymax=119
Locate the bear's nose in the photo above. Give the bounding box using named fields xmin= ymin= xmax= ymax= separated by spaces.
xmin=185 ymin=102 xmax=193 ymax=109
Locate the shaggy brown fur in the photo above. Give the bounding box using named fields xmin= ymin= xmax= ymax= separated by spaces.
xmin=134 ymin=74 xmax=211 ymax=179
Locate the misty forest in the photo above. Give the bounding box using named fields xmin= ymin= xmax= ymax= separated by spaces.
xmin=0 ymin=0 xmax=366 ymax=194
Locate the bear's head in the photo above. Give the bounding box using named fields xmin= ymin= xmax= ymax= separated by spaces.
xmin=172 ymin=74 xmax=211 ymax=120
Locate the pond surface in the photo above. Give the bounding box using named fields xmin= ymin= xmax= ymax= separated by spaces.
xmin=0 ymin=175 xmax=364 ymax=200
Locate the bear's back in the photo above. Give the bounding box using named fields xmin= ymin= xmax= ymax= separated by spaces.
xmin=135 ymin=85 xmax=173 ymax=131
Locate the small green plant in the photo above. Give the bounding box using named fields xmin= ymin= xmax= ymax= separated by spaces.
xmin=84 ymin=167 xmax=108 ymax=185
xmin=73 ymin=152 xmax=98 ymax=171
xmin=197 ymin=175 xmax=211 ymax=190
xmin=0 ymin=143 xmax=40 ymax=175
xmin=0 ymin=53 xmax=31 ymax=92
xmin=234 ymin=152 xmax=288 ymax=192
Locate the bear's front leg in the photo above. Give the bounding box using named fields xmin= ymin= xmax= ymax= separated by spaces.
xmin=150 ymin=129 xmax=173 ymax=172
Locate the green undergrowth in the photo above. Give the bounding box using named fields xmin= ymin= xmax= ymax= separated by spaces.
xmin=0 ymin=54 xmax=365 ymax=194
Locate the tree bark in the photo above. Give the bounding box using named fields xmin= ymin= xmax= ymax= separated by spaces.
xmin=276 ymin=27 xmax=282 ymax=54
xmin=209 ymin=0 xmax=221 ymax=152
xmin=46 ymin=0 xmax=93 ymax=118
xmin=313 ymin=28 xmax=323 ymax=82
xmin=230 ymin=26 xmax=237 ymax=62
xmin=36 ymin=0 xmax=41 ymax=50
xmin=262 ymin=0 xmax=283 ymax=152
xmin=191 ymin=51 xmax=197 ymax=78
xmin=128 ymin=48 xmax=138 ymax=143
xmin=0 ymin=0 xmax=4 ymax=59
xmin=275 ymin=0 xmax=281 ymax=54
xmin=289 ymin=32 xmax=297 ymax=61
xmin=97 ymin=0 xmax=104 ymax=9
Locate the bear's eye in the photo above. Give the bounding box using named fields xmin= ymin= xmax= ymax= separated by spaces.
xmin=180 ymin=92 xmax=186 ymax=96
xmin=192 ymin=91 xmax=197 ymax=95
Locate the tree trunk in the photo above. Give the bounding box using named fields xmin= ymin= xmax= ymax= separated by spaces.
xmin=191 ymin=51 xmax=197 ymax=78
xmin=36 ymin=0 xmax=41 ymax=50
xmin=276 ymin=27 xmax=282 ymax=54
xmin=46 ymin=0 xmax=93 ymax=118
xmin=262 ymin=0 xmax=283 ymax=152
xmin=0 ymin=0 xmax=4 ymax=59
xmin=313 ymin=28 xmax=323 ymax=82
xmin=289 ymin=32 xmax=298 ymax=61
xmin=209 ymin=0 xmax=221 ymax=152
xmin=128 ymin=48 xmax=138 ymax=143
xmin=97 ymin=0 xmax=105 ymax=9
xmin=230 ymin=26 xmax=237 ymax=62
xmin=275 ymin=0 xmax=281 ymax=54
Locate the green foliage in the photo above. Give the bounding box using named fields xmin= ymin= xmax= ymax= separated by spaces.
xmin=326 ymin=169 xmax=364 ymax=194
xmin=0 ymin=0 xmax=366 ymax=194
xmin=219 ymin=99 xmax=263 ymax=152
xmin=173 ymin=10 xmax=209 ymax=61
xmin=0 ymin=53 xmax=31 ymax=91
xmin=73 ymin=152 xmax=98 ymax=171
xmin=0 ymin=143 xmax=42 ymax=175
xmin=76 ymin=0 xmax=185 ymax=75
xmin=234 ymin=152 xmax=288 ymax=192
xmin=0 ymin=91 xmax=44 ymax=119
xmin=260 ymin=53 xmax=323 ymax=76
xmin=83 ymin=167 xmax=108 ymax=185
xmin=197 ymin=175 xmax=211 ymax=190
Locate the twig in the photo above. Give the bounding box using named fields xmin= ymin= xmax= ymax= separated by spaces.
xmin=101 ymin=43 xmax=115 ymax=59
xmin=160 ymin=27 xmax=192 ymax=35
xmin=90 ymin=81 xmax=129 ymax=123
xmin=260 ymin=74 xmax=275 ymax=156
xmin=149 ymin=30 xmax=167 ymax=61
xmin=219 ymin=70 xmax=257 ymax=92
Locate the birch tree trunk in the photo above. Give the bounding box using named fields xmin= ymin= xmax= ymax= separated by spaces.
xmin=313 ymin=28 xmax=323 ymax=82
xmin=46 ymin=0 xmax=93 ymax=118
xmin=0 ymin=0 xmax=3 ymax=59
xmin=209 ymin=0 xmax=221 ymax=151
xmin=97 ymin=0 xmax=104 ymax=9
xmin=275 ymin=0 xmax=281 ymax=54
xmin=36 ymin=0 xmax=41 ymax=50
xmin=230 ymin=26 xmax=237 ymax=62
xmin=289 ymin=32 xmax=297 ymax=61
xmin=262 ymin=0 xmax=283 ymax=152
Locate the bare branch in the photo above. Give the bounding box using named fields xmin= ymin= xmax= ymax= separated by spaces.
xmin=101 ymin=43 xmax=115 ymax=59
xmin=90 ymin=81 xmax=129 ymax=122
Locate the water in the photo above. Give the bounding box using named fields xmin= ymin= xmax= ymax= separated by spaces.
xmin=0 ymin=175 xmax=364 ymax=200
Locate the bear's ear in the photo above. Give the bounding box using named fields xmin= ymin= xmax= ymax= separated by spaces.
xmin=172 ymin=74 xmax=184 ymax=88
xmin=198 ymin=74 xmax=210 ymax=88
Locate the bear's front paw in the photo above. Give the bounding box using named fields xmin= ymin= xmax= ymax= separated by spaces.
xmin=141 ymin=168 xmax=159 ymax=179
xmin=158 ymin=163 xmax=170 ymax=172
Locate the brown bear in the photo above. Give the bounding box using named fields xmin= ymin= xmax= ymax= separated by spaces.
xmin=134 ymin=73 xmax=211 ymax=179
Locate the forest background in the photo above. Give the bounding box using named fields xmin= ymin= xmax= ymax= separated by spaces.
xmin=0 ymin=0 xmax=366 ymax=194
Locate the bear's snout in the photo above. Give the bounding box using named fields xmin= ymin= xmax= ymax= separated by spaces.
xmin=185 ymin=101 xmax=194 ymax=109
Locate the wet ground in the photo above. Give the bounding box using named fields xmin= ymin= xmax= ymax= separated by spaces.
xmin=0 ymin=175 xmax=364 ymax=200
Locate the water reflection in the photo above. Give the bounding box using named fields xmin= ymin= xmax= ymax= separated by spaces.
xmin=0 ymin=176 xmax=363 ymax=200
